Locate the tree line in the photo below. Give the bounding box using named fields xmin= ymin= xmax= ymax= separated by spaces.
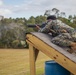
xmin=0 ymin=15 xmax=47 ymax=48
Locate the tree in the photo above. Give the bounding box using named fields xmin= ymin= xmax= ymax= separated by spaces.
xmin=68 ymin=15 xmax=73 ymax=21
xmin=35 ymin=15 xmax=46 ymax=24
xmin=68 ymin=15 xmax=73 ymax=22
xmin=60 ymin=12 xmax=66 ymax=17
xmin=27 ymin=16 xmax=35 ymax=24
xmin=39 ymin=15 xmax=46 ymax=23
xmin=52 ymin=8 xmax=59 ymax=17
xmin=44 ymin=10 xmax=51 ymax=17
xmin=44 ymin=8 xmax=60 ymax=17
xmin=0 ymin=22 xmax=26 ymax=48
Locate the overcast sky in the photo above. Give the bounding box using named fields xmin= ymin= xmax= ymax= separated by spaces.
xmin=0 ymin=0 xmax=76 ymax=19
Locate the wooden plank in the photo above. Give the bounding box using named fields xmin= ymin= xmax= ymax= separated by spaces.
xmin=29 ymin=44 xmax=39 ymax=75
xmin=30 ymin=32 xmax=76 ymax=63
xmin=29 ymin=45 xmax=36 ymax=75
xmin=26 ymin=33 xmax=76 ymax=75
xmin=34 ymin=48 xmax=39 ymax=61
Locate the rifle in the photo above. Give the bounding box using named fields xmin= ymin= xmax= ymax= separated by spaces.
xmin=27 ymin=24 xmax=58 ymax=37
xmin=27 ymin=23 xmax=46 ymax=28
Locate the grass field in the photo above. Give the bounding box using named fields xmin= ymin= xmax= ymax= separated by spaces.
xmin=0 ymin=49 xmax=51 ymax=75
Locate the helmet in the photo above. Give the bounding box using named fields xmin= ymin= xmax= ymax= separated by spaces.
xmin=47 ymin=15 xmax=56 ymax=20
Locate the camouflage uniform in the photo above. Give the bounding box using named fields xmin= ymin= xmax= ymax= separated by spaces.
xmin=39 ymin=20 xmax=76 ymax=47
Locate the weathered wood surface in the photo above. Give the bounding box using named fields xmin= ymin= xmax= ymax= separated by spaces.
xmin=26 ymin=32 xmax=76 ymax=75
xmin=29 ymin=45 xmax=39 ymax=75
xmin=30 ymin=32 xmax=76 ymax=62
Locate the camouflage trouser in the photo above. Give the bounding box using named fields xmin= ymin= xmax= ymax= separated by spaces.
xmin=51 ymin=32 xmax=76 ymax=47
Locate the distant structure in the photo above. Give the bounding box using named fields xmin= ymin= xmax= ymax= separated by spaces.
xmin=0 ymin=15 xmax=4 ymax=20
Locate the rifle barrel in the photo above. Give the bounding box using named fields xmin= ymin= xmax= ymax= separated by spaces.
xmin=27 ymin=25 xmax=41 ymax=28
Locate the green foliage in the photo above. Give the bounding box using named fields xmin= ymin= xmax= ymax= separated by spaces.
xmin=26 ymin=28 xmax=35 ymax=33
xmin=0 ymin=12 xmax=76 ymax=48
xmin=0 ymin=22 xmax=26 ymax=48
xmin=26 ymin=15 xmax=46 ymax=25
xmin=35 ymin=15 xmax=46 ymax=24
xmin=68 ymin=15 xmax=73 ymax=20
xmin=27 ymin=16 xmax=35 ymax=24
xmin=11 ymin=40 xmax=20 ymax=48
xmin=58 ymin=17 xmax=76 ymax=28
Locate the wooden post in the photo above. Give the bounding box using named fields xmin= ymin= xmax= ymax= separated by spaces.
xmin=29 ymin=44 xmax=39 ymax=75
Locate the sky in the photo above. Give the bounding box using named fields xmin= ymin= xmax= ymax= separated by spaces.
xmin=0 ymin=0 xmax=76 ymax=19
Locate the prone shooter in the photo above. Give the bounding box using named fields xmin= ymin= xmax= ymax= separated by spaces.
xmin=27 ymin=15 xmax=76 ymax=53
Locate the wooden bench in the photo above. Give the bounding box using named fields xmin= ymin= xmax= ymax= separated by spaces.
xmin=26 ymin=32 xmax=76 ymax=75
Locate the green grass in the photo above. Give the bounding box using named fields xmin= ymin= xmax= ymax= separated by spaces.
xmin=0 ymin=49 xmax=50 ymax=75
